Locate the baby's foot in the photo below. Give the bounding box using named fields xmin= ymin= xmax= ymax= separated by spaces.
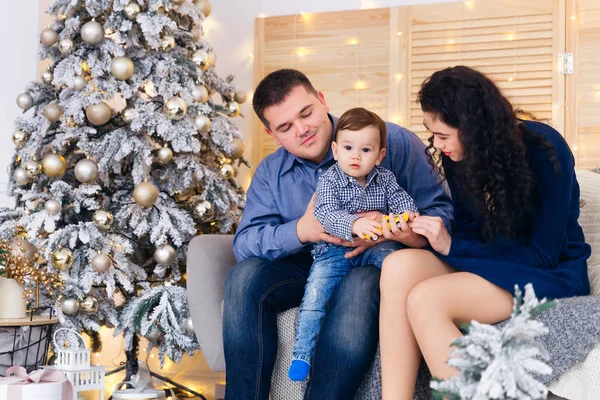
xmin=288 ymin=359 xmax=311 ymax=381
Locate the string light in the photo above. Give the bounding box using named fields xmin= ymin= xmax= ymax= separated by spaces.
xmin=570 ymin=15 xmax=576 ymax=20
xmin=397 ymin=31 xmax=403 ymax=36
xmin=449 ymin=40 xmax=455 ymax=44
xmin=347 ymin=38 xmax=359 ymax=45
xmin=395 ymin=73 xmax=402 ymax=81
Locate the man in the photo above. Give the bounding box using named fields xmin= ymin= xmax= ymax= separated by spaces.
xmin=223 ymin=69 xmax=452 ymax=399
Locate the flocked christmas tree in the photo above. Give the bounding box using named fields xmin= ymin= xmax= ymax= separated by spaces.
xmin=2 ymin=0 xmax=247 ymax=369
xmin=431 ymin=284 xmax=556 ymax=400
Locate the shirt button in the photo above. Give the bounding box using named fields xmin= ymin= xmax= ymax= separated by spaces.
xmin=317 ymin=168 xmax=322 ymax=173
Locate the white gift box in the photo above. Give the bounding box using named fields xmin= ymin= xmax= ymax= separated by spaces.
xmin=0 ymin=379 xmax=63 ymax=400
xmin=111 ymin=388 xmax=166 ymax=399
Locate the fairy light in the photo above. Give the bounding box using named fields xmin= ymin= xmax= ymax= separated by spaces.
xmin=397 ymin=31 xmax=403 ymax=36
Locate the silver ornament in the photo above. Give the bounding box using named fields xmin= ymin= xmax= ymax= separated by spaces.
xmin=124 ymin=2 xmax=141 ymax=19
xmin=80 ymin=295 xmax=98 ymax=313
xmin=191 ymin=26 xmax=201 ymax=41
xmin=192 ymin=199 xmax=215 ymax=222
xmin=86 ymin=102 xmax=112 ymax=126
xmin=51 ymin=248 xmax=73 ymax=270
xmin=40 ymin=28 xmax=58 ymax=46
xmin=13 ymin=167 xmax=30 ymax=185
xmin=194 ymin=115 xmax=211 ymax=132
xmin=81 ymin=20 xmax=104 ymax=45
xmin=74 ymin=159 xmax=98 ymax=184
xmin=146 ymin=326 xmax=162 ymax=341
xmin=58 ymin=38 xmax=75 ymax=55
xmin=164 ymin=97 xmax=187 ymax=120
xmin=92 ymin=253 xmax=112 ymax=273
xmin=61 ymin=298 xmax=79 ymax=315
xmin=230 ymin=138 xmax=245 ymax=159
xmin=41 ymin=69 xmax=53 ymax=85
xmin=121 ymin=106 xmax=135 ymax=123
xmin=191 ymin=85 xmax=209 ymax=103
xmin=44 ymin=199 xmax=61 ymax=215
xmin=92 ymin=210 xmax=114 ymax=231
xmin=157 ymin=147 xmax=173 ymax=164
xmin=234 ymin=91 xmax=247 ymax=104
xmin=41 ymin=153 xmax=67 ymax=177
xmin=194 ymin=0 xmax=212 ymax=17
xmin=185 ymin=316 xmax=195 ymax=334
xmin=73 ymin=76 xmax=86 ymax=91
xmin=160 ymin=36 xmax=175 ymax=52
xmin=154 ymin=244 xmax=177 ymax=266
xmin=220 ymin=163 xmax=236 ymax=179
xmin=16 ymin=93 xmax=34 ymax=110
xmin=225 ymin=102 xmax=240 ymax=117
xmin=110 ymin=57 xmax=135 ymax=80
xmin=44 ymin=103 xmax=63 ymax=122
xmin=12 ymin=130 xmax=29 ymax=148
xmin=10 ymin=238 xmax=37 ymax=262
xmin=133 ymin=182 xmax=159 ymax=207
xmin=23 ymin=160 xmax=42 ymax=178
xmin=191 ymin=49 xmax=209 ymax=71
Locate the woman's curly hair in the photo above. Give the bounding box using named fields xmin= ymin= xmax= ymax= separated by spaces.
xmin=417 ymin=66 xmax=559 ymax=240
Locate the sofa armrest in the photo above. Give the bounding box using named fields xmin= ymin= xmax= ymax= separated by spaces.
xmin=187 ymin=234 xmax=236 ymax=372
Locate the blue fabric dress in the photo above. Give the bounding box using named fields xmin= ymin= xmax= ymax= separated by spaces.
xmin=436 ymin=120 xmax=591 ymax=300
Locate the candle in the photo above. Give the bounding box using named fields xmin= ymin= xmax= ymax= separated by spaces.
xmin=0 ymin=277 xmax=26 ymax=319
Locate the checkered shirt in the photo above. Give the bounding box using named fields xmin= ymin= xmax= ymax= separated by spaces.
xmin=314 ymin=163 xmax=419 ymax=241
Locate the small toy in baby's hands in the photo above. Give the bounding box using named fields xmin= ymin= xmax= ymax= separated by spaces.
xmin=363 ymin=212 xmax=410 ymax=241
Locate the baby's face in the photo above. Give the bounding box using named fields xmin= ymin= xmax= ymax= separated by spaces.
xmin=332 ymin=126 xmax=386 ymax=183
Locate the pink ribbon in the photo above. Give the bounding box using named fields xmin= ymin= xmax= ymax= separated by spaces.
xmin=2 ymin=366 xmax=72 ymax=400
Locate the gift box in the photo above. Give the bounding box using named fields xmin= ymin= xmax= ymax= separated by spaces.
xmin=111 ymin=388 xmax=166 ymax=399
xmin=0 ymin=366 xmax=72 ymax=400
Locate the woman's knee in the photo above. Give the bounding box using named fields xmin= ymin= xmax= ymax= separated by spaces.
xmin=380 ymin=249 xmax=434 ymax=296
xmin=406 ymin=279 xmax=446 ymax=326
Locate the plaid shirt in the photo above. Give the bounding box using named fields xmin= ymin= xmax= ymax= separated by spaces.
xmin=314 ymin=163 xmax=419 ymax=241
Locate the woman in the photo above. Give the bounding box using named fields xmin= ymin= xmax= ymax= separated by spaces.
xmin=378 ymin=65 xmax=591 ymax=398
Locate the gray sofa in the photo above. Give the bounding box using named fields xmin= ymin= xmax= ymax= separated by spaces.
xmin=187 ymin=170 xmax=600 ymax=400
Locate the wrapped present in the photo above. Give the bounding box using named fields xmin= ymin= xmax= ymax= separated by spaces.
xmin=111 ymin=361 xmax=172 ymax=399
xmin=0 ymin=366 xmax=72 ymax=400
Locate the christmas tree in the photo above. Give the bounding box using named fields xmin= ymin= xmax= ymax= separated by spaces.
xmin=3 ymin=0 xmax=247 ymax=368
xmin=430 ymin=284 xmax=556 ymax=400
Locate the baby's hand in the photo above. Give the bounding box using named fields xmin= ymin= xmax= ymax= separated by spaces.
xmin=352 ymin=217 xmax=382 ymax=240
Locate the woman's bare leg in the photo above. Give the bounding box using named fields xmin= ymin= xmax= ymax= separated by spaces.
xmin=406 ymin=272 xmax=513 ymax=378
xmin=380 ymin=249 xmax=454 ymax=399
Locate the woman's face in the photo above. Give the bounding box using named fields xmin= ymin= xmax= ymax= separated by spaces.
xmin=423 ymin=111 xmax=464 ymax=162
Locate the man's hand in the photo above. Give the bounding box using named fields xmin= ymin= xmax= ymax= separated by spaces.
xmin=380 ymin=212 xmax=427 ymax=248
xmin=351 ymin=217 xmax=381 ymax=240
xmin=296 ymin=195 xmax=343 ymax=245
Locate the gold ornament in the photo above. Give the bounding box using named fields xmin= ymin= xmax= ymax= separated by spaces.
xmin=42 ymin=153 xmax=67 ymax=177
xmin=154 ymin=244 xmax=177 ymax=266
xmin=74 ymin=159 xmax=98 ymax=184
xmin=192 ymin=199 xmax=215 ymax=222
xmin=185 ymin=316 xmax=195 ymax=334
xmin=44 ymin=199 xmax=61 ymax=215
xmin=193 ymin=114 xmax=210 ymax=132
xmin=220 ymin=163 xmax=236 ymax=179
xmin=44 ymin=103 xmax=63 ymax=122
xmin=73 ymin=76 xmax=87 ymax=91
xmin=9 ymin=237 xmax=37 ymax=263
xmin=173 ymin=0 xmax=185 ymax=4
xmin=80 ymin=295 xmax=98 ymax=313
xmin=81 ymin=20 xmax=105 ymax=45
xmin=191 ymin=85 xmax=209 ymax=103
xmin=61 ymin=298 xmax=79 ymax=315
xmin=40 ymin=28 xmax=58 ymax=46
xmin=51 ymin=247 xmax=74 ymax=271
xmin=234 ymin=91 xmax=247 ymax=104
xmin=160 ymin=35 xmax=175 ymax=52
xmin=13 ymin=167 xmax=30 ymax=185
xmin=230 ymin=138 xmax=245 ymax=159
xmin=110 ymin=56 xmax=135 ymax=80
xmin=191 ymin=49 xmax=209 ymax=71
xmin=92 ymin=210 xmax=114 ymax=231
xmin=225 ymin=102 xmax=240 ymax=117
xmin=16 ymin=93 xmax=34 ymax=110
xmin=86 ymin=102 xmax=112 ymax=126
xmin=133 ymin=182 xmax=159 ymax=207
xmin=124 ymin=2 xmax=141 ymax=19
xmin=164 ymin=96 xmax=187 ymax=120
xmin=58 ymin=38 xmax=75 ymax=55
xmin=207 ymin=51 xmax=216 ymax=68
xmin=12 ymin=130 xmax=29 ymax=147
xmin=191 ymin=26 xmax=201 ymax=41
xmin=23 ymin=160 xmax=42 ymax=178
xmin=92 ymin=253 xmax=112 ymax=273
xmin=194 ymin=0 xmax=212 ymax=17
xmin=157 ymin=146 xmax=173 ymax=164
xmin=121 ymin=106 xmax=135 ymax=123
xmin=41 ymin=69 xmax=53 ymax=85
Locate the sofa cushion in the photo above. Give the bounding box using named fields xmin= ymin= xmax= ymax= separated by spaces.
xmin=576 ymin=170 xmax=600 ymax=296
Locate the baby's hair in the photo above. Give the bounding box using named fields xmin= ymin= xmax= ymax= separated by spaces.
xmin=334 ymin=108 xmax=387 ymax=149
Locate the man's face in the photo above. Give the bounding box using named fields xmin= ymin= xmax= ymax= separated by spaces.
xmin=263 ymin=85 xmax=332 ymax=164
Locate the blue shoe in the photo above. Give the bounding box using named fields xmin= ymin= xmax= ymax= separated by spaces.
xmin=288 ymin=359 xmax=311 ymax=381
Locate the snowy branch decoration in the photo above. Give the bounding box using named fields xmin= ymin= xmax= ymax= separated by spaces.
xmin=431 ymin=283 xmax=556 ymax=400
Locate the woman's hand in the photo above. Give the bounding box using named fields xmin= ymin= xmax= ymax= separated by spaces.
xmin=409 ymin=215 xmax=452 ymax=255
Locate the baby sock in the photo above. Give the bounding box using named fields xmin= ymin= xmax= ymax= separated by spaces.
xmin=288 ymin=359 xmax=311 ymax=381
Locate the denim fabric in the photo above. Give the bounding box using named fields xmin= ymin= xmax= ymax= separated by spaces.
xmin=292 ymin=241 xmax=403 ymax=364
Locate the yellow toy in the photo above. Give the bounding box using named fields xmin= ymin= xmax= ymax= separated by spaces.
xmin=364 ymin=212 xmax=410 ymax=241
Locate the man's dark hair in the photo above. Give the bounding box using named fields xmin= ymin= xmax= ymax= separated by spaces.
xmin=253 ymin=69 xmax=318 ymax=129
xmin=334 ymin=107 xmax=387 ymax=149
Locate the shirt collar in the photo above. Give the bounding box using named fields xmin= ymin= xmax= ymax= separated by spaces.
xmin=279 ymin=114 xmax=338 ymax=176
xmin=330 ymin=163 xmax=381 ymax=188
